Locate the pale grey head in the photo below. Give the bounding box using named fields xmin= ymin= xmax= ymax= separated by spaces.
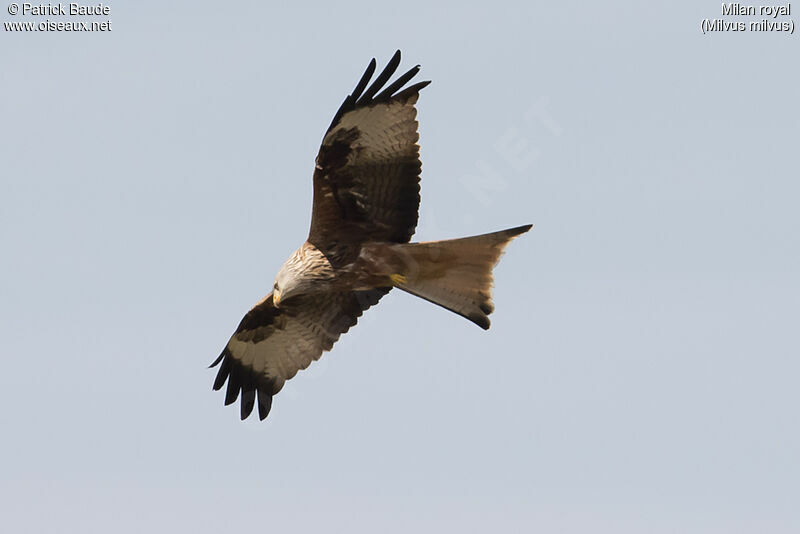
xmin=272 ymin=243 xmax=335 ymax=307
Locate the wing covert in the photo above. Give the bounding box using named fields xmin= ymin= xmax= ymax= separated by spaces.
xmin=210 ymin=288 xmax=389 ymax=420
xmin=309 ymin=50 xmax=430 ymax=253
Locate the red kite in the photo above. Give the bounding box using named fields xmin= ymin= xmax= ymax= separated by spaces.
xmin=211 ymin=51 xmax=531 ymax=420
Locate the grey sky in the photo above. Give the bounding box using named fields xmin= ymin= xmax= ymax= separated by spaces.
xmin=2 ymin=1 xmax=798 ymax=532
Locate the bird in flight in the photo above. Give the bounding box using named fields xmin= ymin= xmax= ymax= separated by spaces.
xmin=210 ymin=51 xmax=532 ymax=420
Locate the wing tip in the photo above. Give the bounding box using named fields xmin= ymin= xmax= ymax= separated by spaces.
xmin=240 ymin=389 xmax=256 ymax=420
xmin=328 ymin=51 xmax=428 ymax=132
xmin=257 ymin=388 xmax=273 ymax=420
xmin=208 ymin=352 xmax=225 ymax=369
xmin=503 ymin=224 xmax=533 ymax=239
xmin=211 ymin=345 xmax=277 ymax=421
xmin=468 ymin=312 xmax=492 ymax=330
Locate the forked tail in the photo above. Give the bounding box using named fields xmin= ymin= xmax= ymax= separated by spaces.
xmin=389 ymin=224 xmax=532 ymax=329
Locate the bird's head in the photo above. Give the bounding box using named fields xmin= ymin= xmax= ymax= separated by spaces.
xmin=272 ymin=267 xmax=299 ymax=308
xmin=272 ymin=244 xmax=333 ymax=308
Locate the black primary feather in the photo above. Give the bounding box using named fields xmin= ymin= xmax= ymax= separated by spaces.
xmin=356 ymin=50 xmax=401 ymax=104
xmin=326 ymin=50 xmax=430 ymax=133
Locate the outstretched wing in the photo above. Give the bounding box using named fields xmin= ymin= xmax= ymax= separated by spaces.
xmin=309 ymin=50 xmax=430 ymax=255
xmin=210 ymin=288 xmax=388 ymax=420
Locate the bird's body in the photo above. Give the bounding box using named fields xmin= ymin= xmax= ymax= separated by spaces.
xmin=211 ymin=51 xmax=532 ymax=420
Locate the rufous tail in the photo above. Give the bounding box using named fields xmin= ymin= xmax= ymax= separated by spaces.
xmin=390 ymin=224 xmax=532 ymax=329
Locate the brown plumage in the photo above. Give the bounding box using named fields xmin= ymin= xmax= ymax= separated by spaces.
xmin=211 ymin=51 xmax=532 ymax=420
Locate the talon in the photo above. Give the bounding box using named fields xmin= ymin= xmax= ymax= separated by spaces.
xmin=390 ymin=273 xmax=407 ymax=285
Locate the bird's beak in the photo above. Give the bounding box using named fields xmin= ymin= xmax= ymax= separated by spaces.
xmin=273 ymin=289 xmax=281 ymax=307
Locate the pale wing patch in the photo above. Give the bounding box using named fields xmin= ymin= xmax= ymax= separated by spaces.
xmin=226 ymin=317 xmax=323 ymax=392
xmin=326 ymin=98 xmax=420 ymax=165
xmin=222 ymin=293 xmax=356 ymax=396
xmin=311 ymin=97 xmax=423 ymax=246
